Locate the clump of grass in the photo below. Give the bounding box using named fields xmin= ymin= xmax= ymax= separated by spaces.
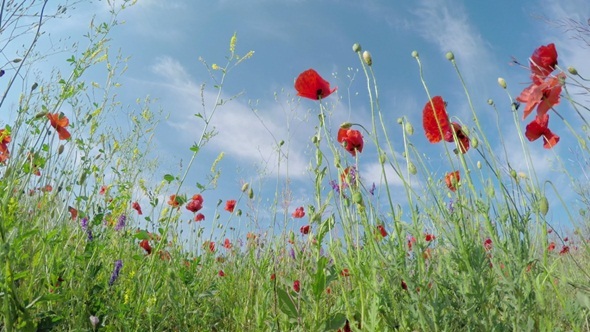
xmin=1 ymin=2 xmax=590 ymax=331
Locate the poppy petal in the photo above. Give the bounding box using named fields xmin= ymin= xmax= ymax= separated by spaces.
xmin=422 ymin=96 xmax=450 ymax=143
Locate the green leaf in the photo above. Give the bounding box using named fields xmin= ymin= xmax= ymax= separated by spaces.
xmin=190 ymin=144 xmax=200 ymax=153
xmin=277 ymin=288 xmax=298 ymax=319
xmin=163 ymin=174 xmax=175 ymax=183
xmin=134 ymin=230 xmax=150 ymax=240
xmin=325 ymin=313 xmax=347 ymax=331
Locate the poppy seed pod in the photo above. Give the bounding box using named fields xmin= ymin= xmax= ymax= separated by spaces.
xmin=471 ymin=138 xmax=478 ymax=149
xmin=411 ymin=50 xmax=419 ymax=58
xmin=568 ymin=66 xmax=578 ymax=75
xmin=487 ymin=99 xmax=494 ymax=105
xmin=241 ymin=183 xmax=249 ymax=192
xmin=404 ymin=122 xmax=414 ymax=135
xmin=498 ymin=77 xmax=507 ymax=89
xmin=539 ymin=196 xmax=549 ymax=216
xmin=352 ymin=43 xmax=361 ymax=53
xmin=248 ymin=187 xmax=254 ymax=199
xmin=408 ymin=162 xmax=417 ymax=175
xmin=445 ymin=51 xmax=455 ymax=61
xmin=362 ymin=51 xmax=372 ymax=66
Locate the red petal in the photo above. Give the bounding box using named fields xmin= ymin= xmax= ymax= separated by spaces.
xmin=422 ymin=96 xmax=450 ymax=143
xmin=295 ymin=69 xmax=336 ymax=100
xmin=525 ymin=114 xmax=549 ymax=142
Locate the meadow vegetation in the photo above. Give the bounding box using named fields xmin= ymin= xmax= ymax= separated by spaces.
xmin=1 ymin=1 xmax=590 ymax=331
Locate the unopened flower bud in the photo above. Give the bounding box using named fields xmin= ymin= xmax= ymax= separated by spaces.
xmin=340 ymin=122 xmax=352 ymax=129
xmin=352 ymin=43 xmax=361 ymax=53
xmin=58 ymin=144 xmax=65 ymax=155
xmin=477 ymin=161 xmax=482 ymax=169
xmin=397 ymin=117 xmax=403 ymax=125
xmin=241 ymin=183 xmax=249 ymax=192
xmin=408 ymin=162 xmax=417 ymax=175
xmin=487 ymin=99 xmax=494 ymax=106
xmin=248 ymin=187 xmax=254 ymax=199
xmin=568 ymin=66 xmax=578 ymax=75
xmin=362 ymin=51 xmax=372 ymax=66
xmin=445 ymin=51 xmax=455 ymax=61
xmin=411 ymin=50 xmax=419 ymax=58
xmin=538 ymin=196 xmax=549 ymax=216
xmin=404 ymin=122 xmax=414 ymax=135
xmin=510 ymin=169 xmax=517 ymax=179
xmin=497 ymin=77 xmax=507 ymax=89
xmin=471 ymin=138 xmax=478 ymax=149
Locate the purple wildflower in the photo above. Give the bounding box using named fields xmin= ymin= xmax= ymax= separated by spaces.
xmin=448 ymin=199 xmax=454 ymax=214
xmin=115 ymin=215 xmax=126 ymax=231
xmin=290 ymin=247 xmax=296 ymax=260
xmin=108 ymin=260 xmax=123 ymax=286
xmin=80 ymin=217 xmax=93 ymax=241
xmin=330 ymin=180 xmax=341 ymax=194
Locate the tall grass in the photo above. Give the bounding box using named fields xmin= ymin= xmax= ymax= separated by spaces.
xmin=1 ymin=2 xmax=590 ymax=331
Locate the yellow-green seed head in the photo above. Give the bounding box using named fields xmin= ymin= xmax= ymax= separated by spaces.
xmin=445 ymin=51 xmax=455 ymax=61
xmin=411 ymin=50 xmax=419 ymax=58
xmin=498 ymin=77 xmax=507 ymax=89
xmin=352 ymin=43 xmax=361 ymax=53
xmin=363 ymin=51 xmax=373 ymax=66
xmin=568 ymin=66 xmax=578 ymax=75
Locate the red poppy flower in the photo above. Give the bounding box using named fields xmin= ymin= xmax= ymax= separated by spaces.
xmin=425 ymin=233 xmax=436 ymax=242
xmin=483 ymin=238 xmax=493 ymax=251
xmin=422 ymin=96 xmax=451 ymax=143
xmin=547 ymin=242 xmax=556 ymax=251
xmin=401 ymin=280 xmax=408 ymax=290
xmin=525 ymin=114 xmax=560 ymax=149
xmin=207 ymin=241 xmax=216 ymax=252
xmin=559 ymin=245 xmax=569 ymax=255
xmin=0 ymin=129 xmax=11 ymax=163
xmin=223 ymin=238 xmax=232 ymax=249
xmin=47 ymin=113 xmax=71 ymax=140
xmin=300 ymin=224 xmax=310 ymax=235
xmin=218 ymin=270 xmax=225 ymax=277
xmin=186 ymin=194 xmax=204 ymax=213
xmin=195 ymin=213 xmax=205 ymax=222
xmin=68 ymin=206 xmax=78 ymax=220
xmin=99 ymin=185 xmax=107 ymax=195
xmin=444 ymin=123 xmax=470 ymax=153
xmin=407 ymin=236 xmax=416 ymax=250
xmin=294 ymin=69 xmax=337 ymax=100
xmin=132 ymin=201 xmax=142 ymax=215
xmin=445 ymin=171 xmax=460 ymax=192
xmin=270 ymin=273 xmax=276 ymax=281
xmin=516 ymin=73 xmax=564 ymax=119
xmin=167 ymin=194 xmax=181 ymax=208
xmin=530 ymin=43 xmax=558 ymax=77
xmin=225 ymin=199 xmax=236 ymax=213
xmin=377 ymin=225 xmax=388 ymax=238
xmin=337 ymin=127 xmax=364 ymax=156
xmin=292 ymin=206 xmax=305 ymax=219
xmin=139 ymin=239 xmax=152 ymax=255
xmin=340 ymin=269 xmax=350 ymax=277
xmin=293 ymin=280 xmax=301 ymax=293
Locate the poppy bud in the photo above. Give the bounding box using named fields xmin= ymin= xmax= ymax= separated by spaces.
xmin=352 ymin=43 xmax=361 ymax=53
xmin=237 ymin=209 xmax=242 ymax=216
xmin=471 ymin=138 xmax=478 ymax=149
xmin=497 ymin=77 xmax=507 ymax=89
xmin=248 ymin=187 xmax=254 ymax=199
xmin=404 ymin=122 xmax=414 ymax=135
xmin=379 ymin=153 xmax=386 ymax=164
xmin=12 ymin=58 xmax=22 ymax=63
xmin=445 ymin=51 xmax=455 ymax=61
xmin=539 ymin=196 xmax=549 ymax=216
xmin=362 ymin=51 xmax=372 ymax=66
xmin=58 ymin=144 xmax=65 ymax=155
xmin=408 ymin=162 xmax=417 ymax=175
xmin=352 ymin=192 xmax=363 ymax=204
xmin=568 ymin=66 xmax=578 ymax=75
xmin=510 ymin=169 xmax=517 ymax=179
xmin=31 ymin=82 xmax=38 ymax=91
xmin=487 ymin=99 xmax=494 ymax=106
xmin=340 ymin=122 xmax=352 ymax=129
xmin=411 ymin=50 xmax=419 ymax=58
xmin=312 ymin=136 xmax=319 ymax=144
xmin=477 ymin=161 xmax=482 ymax=169
xmin=241 ymin=183 xmax=249 ymax=192
xmin=279 ymin=140 xmax=285 ymax=146
xmin=397 ymin=117 xmax=403 ymax=124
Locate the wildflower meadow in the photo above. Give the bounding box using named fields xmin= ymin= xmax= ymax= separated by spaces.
xmin=1 ymin=1 xmax=590 ymax=331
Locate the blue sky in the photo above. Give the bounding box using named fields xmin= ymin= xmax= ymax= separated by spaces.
xmin=3 ymin=0 xmax=590 ymax=242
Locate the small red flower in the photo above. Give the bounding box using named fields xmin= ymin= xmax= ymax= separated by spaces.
xmin=340 ymin=269 xmax=350 ymax=277
xmin=407 ymin=236 xmax=416 ymax=250
xmin=218 ymin=270 xmax=225 ymax=277
xmin=223 ymin=238 xmax=232 ymax=249
xmin=270 ymin=273 xmax=276 ymax=281
xmin=422 ymin=96 xmax=451 ymax=143
xmin=225 ymin=199 xmax=236 ymax=213
xmin=444 ymin=123 xmax=470 ymax=153
xmin=99 ymin=185 xmax=107 ymax=195
xmin=195 ymin=213 xmax=205 ymax=222
xmin=401 ymin=279 xmax=408 ymax=290
xmin=47 ymin=113 xmax=71 ymax=140
xmin=559 ymin=245 xmax=569 ymax=255
xmin=0 ymin=128 xmax=11 ymax=163
xmin=209 ymin=241 xmax=216 ymax=252
xmin=167 ymin=194 xmax=181 ymax=208
xmin=293 ymin=280 xmax=301 ymax=293
xmin=484 ymin=238 xmax=493 ymax=251
xmin=337 ymin=127 xmax=364 ymax=156
xmin=564 ymin=237 xmax=569 ymax=242
xmin=132 ymin=201 xmax=142 ymax=215
xmin=68 ymin=206 xmax=78 ymax=220
xmin=547 ymin=242 xmax=556 ymax=251
xmin=377 ymin=225 xmax=388 ymax=238
xmin=300 ymin=225 xmax=310 ymax=235
xmin=425 ymin=233 xmax=436 ymax=242
xmin=292 ymin=206 xmax=305 ymax=219
xmin=186 ymin=196 xmax=204 ymax=213
xmin=139 ymin=239 xmax=152 ymax=255
xmin=294 ymin=69 xmax=336 ymax=100
xmin=525 ymin=114 xmax=560 ymax=149
xmin=445 ymin=171 xmax=460 ymax=192
xmin=530 ymin=43 xmax=558 ymax=77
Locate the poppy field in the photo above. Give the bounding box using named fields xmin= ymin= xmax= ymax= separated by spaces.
xmin=2 ymin=2 xmax=590 ymax=331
